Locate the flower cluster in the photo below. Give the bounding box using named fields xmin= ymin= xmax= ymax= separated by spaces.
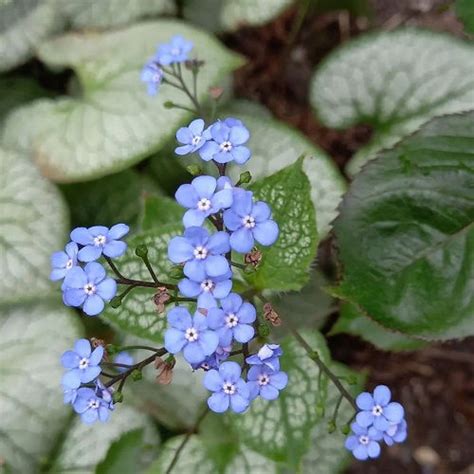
xmin=345 ymin=385 xmax=407 ymax=460
xmin=50 ymin=224 xmax=129 ymax=316
xmin=60 ymin=339 xmax=114 ymax=424
xmin=164 ymin=115 xmax=284 ymax=413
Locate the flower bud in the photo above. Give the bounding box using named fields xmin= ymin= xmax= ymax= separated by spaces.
xmin=135 ymin=244 xmax=148 ymax=258
xmin=238 ymin=171 xmax=252 ymax=185
xmin=112 ymin=391 xmax=124 ymax=403
xmin=169 ymin=265 xmax=185 ymax=280
xmin=327 ymin=421 xmax=337 ymax=433
xmin=109 ymin=296 xmax=122 ymax=308
xmin=163 ymin=100 xmax=175 ymax=109
xmin=209 ymin=86 xmax=224 ymax=100
xmin=106 ymin=343 xmax=120 ymax=356
xmin=257 ymin=322 xmax=271 ymax=338
xmin=315 ymin=404 xmax=325 ymax=417
xmin=341 ymin=424 xmax=351 ymax=435
xmin=263 ymin=303 xmax=281 ymax=326
xmin=186 ymin=164 xmax=202 ymax=176
xmin=131 ymin=369 xmax=142 ymax=381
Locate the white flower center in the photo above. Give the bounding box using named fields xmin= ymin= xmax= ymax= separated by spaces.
xmin=193 ymin=245 xmax=208 ymax=260
xmin=66 ymin=259 xmax=74 ymax=269
xmin=84 ymin=283 xmax=96 ymax=295
xmin=225 ymin=313 xmax=239 ymax=328
xmin=372 ymin=404 xmax=383 ymax=416
xmin=258 ymin=374 xmax=270 ymax=386
xmin=93 ymin=235 xmax=107 ymax=246
xmin=171 ymin=47 xmax=180 ymax=56
xmin=89 ymin=399 xmax=100 ymax=409
xmin=79 ymin=357 xmax=89 ymax=369
xmin=222 ymin=382 xmax=236 ymax=395
xmin=185 ymin=327 xmax=199 ymax=342
xmin=152 ymin=73 xmax=161 ymax=82
xmin=191 ymin=135 xmax=202 ymax=146
xmin=220 ymin=141 xmax=233 ymax=152
xmin=201 ymin=363 xmax=211 ymax=370
xmin=197 ymin=198 xmax=211 ymax=211
xmin=359 ymin=435 xmax=369 ymax=445
xmin=200 ymin=279 xmax=214 ymax=292
xmin=242 ymin=215 xmax=255 ymax=229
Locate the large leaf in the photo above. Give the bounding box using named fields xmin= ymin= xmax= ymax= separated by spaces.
xmin=1 ymin=21 xmax=243 ymax=183
xmin=57 ymin=0 xmax=175 ymax=29
xmin=0 ymin=147 xmax=69 ymax=306
xmin=247 ymin=159 xmax=317 ymax=292
xmin=334 ymin=112 xmax=474 ymax=340
xmin=229 ymin=111 xmax=346 ymax=238
xmin=100 ymin=223 xmax=182 ymax=341
xmin=50 ymin=405 xmax=159 ymax=473
xmin=0 ymin=0 xmax=60 ymax=72
xmin=140 ymin=195 xmax=183 ymax=231
xmin=456 ymin=0 xmax=474 ymax=34
xmin=0 ymin=302 xmax=82 ymax=473
xmin=310 ymin=29 xmax=474 ymax=175
xmin=232 ymin=333 xmax=329 ymax=467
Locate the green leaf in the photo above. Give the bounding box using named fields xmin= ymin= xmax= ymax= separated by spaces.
xmin=51 ymin=406 xmax=159 ymax=474
xmin=334 ymin=112 xmax=474 ymax=340
xmin=60 ymin=169 xmax=142 ymax=228
xmin=310 ymin=29 xmax=474 ymax=175
xmin=140 ymin=195 xmax=183 ymax=230
xmin=0 ymin=302 xmax=82 ymax=473
xmin=100 ymin=224 xmax=182 ymax=341
xmin=1 ymin=21 xmax=243 ymax=183
xmin=56 ymin=0 xmax=175 ymax=29
xmin=247 ymin=158 xmax=317 ymax=292
xmin=228 ymin=110 xmax=346 ymax=238
xmin=331 ymin=303 xmax=427 ymax=351
xmin=0 ymin=0 xmax=60 ymax=72
xmin=232 ymin=333 xmax=329 ymax=467
xmin=0 ymin=147 xmax=69 ymax=306
xmin=456 ymin=0 xmax=474 ymax=34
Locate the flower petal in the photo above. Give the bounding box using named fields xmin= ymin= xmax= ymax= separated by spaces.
xmin=236 ymin=302 xmax=256 ymax=323
xmin=356 ymin=411 xmax=374 ymax=428
xmin=232 ymin=189 xmax=253 ymax=217
xmin=168 ymin=236 xmax=194 ymax=263
xmin=230 ymin=227 xmax=254 ymax=253
xmin=199 ymin=141 xmax=220 ymax=161
xmin=64 ymin=267 xmax=87 ymax=289
xmin=182 ymin=209 xmax=206 ymax=228
xmin=353 ymin=445 xmax=368 ymax=461
xmin=260 ymin=384 xmax=279 ymax=400
xmin=168 ymin=307 xmax=192 ymax=330
xmin=252 ymin=201 xmax=271 ymax=222
xmin=199 ymin=330 xmax=219 ymax=356
xmin=70 ymin=227 xmax=93 ymax=245
xmin=78 ymin=245 xmax=102 ymax=263
xmin=223 ymin=209 xmax=242 ymax=231
xmin=356 ymin=392 xmax=374 ymax=411
xmin=373 ymin=415 xmax=389 ymax=431
xmin=229 ymin=124 xmax=250 ymax=145
xmin=205 ymin=255 xmax=230 ymax=278
xmin=164 ymin=328 xmax=186 ymax=353
xmin=219 ymin=361 xmax=241 ymax=382
xmin=63 ymin=288 xmax=87 ymax=307
xmin=253 ymin=220 xmax=279 ymax=246
xmin=207 ymin=231 xmax=230 ymax=254
xmin=192 ymin=175 xmax=216 ymax=198
xmin=230 ymin=146 xmax=251 ymax=164
xmin=178 ymin=278 xmax=202 ymax=297
xmin=373 ymin=385 xmax=391 ymax=406
xmin=183 ymin=342 xmax=205 ymax=364
xmin=61 ymin=351 xmax=81 ymax=369
xmin=84 ymin=262 xmax=106 ymax=283
xmin=83 ymin=295 xmax=105 ymax=316
xmin=51 ymin=251 xmax=68 ymax=268
xmin=367 ymin=441 xmax=381 ymax=458
xmin=80 ymin=365 xmax=101 ymax=383
xmin=62 ymin=370 xmax=81 ymax=389
xmin=89 ymin=346 xmax=104 ymax=366
xmin=103 ymin=240 xmax=127 ymax=258
xmin=270 ymin=371 xmax=288 ymax=390
xmin=230 ymin=393 xmax=249 ymax=413
xmin=107 ymin=223 xmax=129 ymax=240
xmin=188 ymin=118 xmax=205 ymax=135
xmin=204 ymin=369 xmax=223 ymax=391
xmin=233 ymin=324 xmax=254 ymax=343
xmin=213 ymin=279 xmax=232 ymax=299
xmin=96 ymin=278 xmax=117 ymax=301
xmin=212 ymin=189 xmax=233 ymax=210
xmin=207 ymin=392 xmax=229 ymax=413
xmin=384 ymin=402 xmax=404 ymax=423
xmin=175 ymin=184 xmax=199 ymax=208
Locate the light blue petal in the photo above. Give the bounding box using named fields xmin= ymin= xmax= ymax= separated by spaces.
xmin=98 ymin=406 xmax=110 ymax=422
xmin=184 ymin=259 xmax=206 ymax=281
xmin=89 ymin=226 xmax=109 ymax=237
xmin=80 ymin=365 xmax=101 ymax=383
xmin=192 ymin=175 xmax=216 ymax=198
xmin=221 ymin=293 xmax=241 ymax=313
xmin=168 ymin=307 xmax=192 ymax=330
xmin=183 ymin=342 xmax=205 ymax=364
xmin=247 ymin=381 xmax=260 ymax=400
xmin=232 ymin=189 xmax=253 ymax=217
xmin=213 ymin=151 xmax=233 ymax=164
xmin=96 ymin=278 xmax=117 ymax=301
xmin=373 ymin=385 xmax=391 ymax=406
xmin=230 ymin=393 xmax=249 ymax=413
xmin=223 ymin=209 xmax=242 ymax=231
xmin=207 ymin=308 xmax=225 ymax=329
xmin=74 ymin=339 xmax=91 ymax=358
xmin=78 ymin=245 xmax=102 ymax=262
xmin=63 ymin=288 xmax=87 ymax=307
xmin=198 ymin=330 xmax=219 ymax=355
xmin=367 ymin=441 xmax=381 ymax=458
xmin=175 ymin=144 xmax=194 ymax=155
xmin=373 ymin=415 xmax=389 ymax=431
xmin=107 ymin=223 xmax=129 ymax=240
xmin=83 ymin=295 xmax=104 ymax=316
xmin=168 ymin=236 xmax=194 ymax=263
xmin=213 ymin=279 xmax=232 ymax=298
xmin=89 ymin=346 xmax=104 ymax=366
xmin=253 ymin=220 xmax=279 ymax=246
xmin=230 ymin=228 xmax=254 ymax=253
xmin=197 ymin=292 xmax=218 ymax=309
xmin=345 ymin=435 xmax=359 ymax=451
xmin=164 ymin=328 xmax=186 ymax=354
xmin=230 ymin=146 xmax=251 ymax=164
xmin=207 ymin=231 xmax=230 ymax=254
xmin=183 ymin=226 xmax=208 ymax=246
xmin=103 ymin=240 xmax=127 ymax=258
xmin=64 ymin=267 xmax=87 ymax=289
xmin=183 ymin=209 xmax=206 ymax=228
xmin=50 ymin=268 xmax=67 ymax=281
xmin=199 ymin=141 xmax=220 ymax=161
xmin=61 ymin=351 xmax=80 ymax=369
xmin=85 ymin=262 xmax=106 ymax=283
xmin=247 ymin=365 xmax=260 ymax=381
xmin=218 ymin=361 xmax=241 ymax=382
xmin=353 ymin=445 xmax=369 ymax=461
xmin=356 ymin=392 xmax=374 ymax=410
xmin=70 ymin=227 xmax=93 ymax=245
xmin=211 ymin=189 xmax=233 ymax=210
xmin=62 ymin=370 xmax=81 ymax=389
xmin=175 ymin=184 xmax=199 ymax=208
xmin=203 ymin=369 xmax=223 ymax=391
xmin=237 ymin=301 xmax=256 ymax=323
xmin=356 ymin=411 xmax=374 ymax=428
xmin=205 ymin=255 xmax=230 ymax=277
xmin=229 ymin=124 xmax=250 ymax=145
xmin=208 ymin=392 xmax=229 ymax=413
xmin=176 ymin=126 xmax=193 ymax=144
xmin=178 ymin=278 xmax=201 ymax=297
xmin=51 ymin=251 xmax=68 ymax=268
xmin=270 ymin=371 xmax=288 ymax=390
xmin=188 ymin=118 xmax=205 ymax=135
xmin=384 ymin=402 xmax=404 ymax=423
xmin=252 ymin=201 xmax=271 ymax=221
xmin=233 ymin=324 xmax=254 ymax=343
xmin=260 ymin=384 xmax=279 ymax=400
xmin=81 ymin=408 xmax=99 ymax=424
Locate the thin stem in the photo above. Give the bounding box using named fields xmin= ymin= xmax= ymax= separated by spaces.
xmin=331 ymin=393 xmax=344 ymax=424
xmin=231 ymin=261 xmax=246 ymax=270
xmin=117 ymin=345 xmax=163 ymax=352
xmin=168 ymin=103 xmax=199 ymax=114
xmin=138 ymin=253 xmax=160 ymax=285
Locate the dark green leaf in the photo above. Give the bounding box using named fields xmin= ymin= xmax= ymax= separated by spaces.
xmin=456 ymin=0 xmax=474 ymax=34
xmin=140 ymin=195 xmax=183 ymax=231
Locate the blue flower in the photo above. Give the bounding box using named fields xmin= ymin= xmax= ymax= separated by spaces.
xmin=62 ymin=262 xmax=117 ymax=316
xmin=62 ymin=384 xmax=78 ymax=405
xmin=246 ymin=343 xmax=282 ymax=371
xmin=204 ymin=361 xmax=250 ymax=413
xmin=178 ymin=271 xmax=233 ymax=310
xmin=155 ymin=35 xmax=193 ymax=65
xmin=164 ymin=307 xmax=219 ymax=364
xmin=61 ymin=339 xmax=104 ymax=388
xmin=95 ymin=379 xmax=114 ymax=408
xmin=223 ymin=189 xmax=278 ymax=253
xmin=175 ymin=175 xmax=233 ymax=227
xmin=199 ymin=118 xmax=251 ymax=164
xmin=168 ymin=226 xmax=230 ymax=281
xmin=175 ymin=119 xmax=210 ymax=155
xmin=191 ymin=345 xmax=232 ymax=371
xmin=70 ymin=223 xmax=129 ymax=262
xmin=141 ymin=61 xmax=163 ymax=96
xmin=73 ymin=387 xmax=113 ymax=424
xmin=345 ymin=422 xmax=383 ymax=461
xmin=207 ymin=293 xmax=256 ymax=346
xmin=247 ymin=365 xmax=288 ymax=401
xmin=50 ymin=242 xmax=78 ymax=281
xmin=114 ymin=352 xmax=134 ymax=373
xmin=355 ymin=385 xmax=405 ymax=431
xmin=383 ymin=419 xmax=408 ymax=446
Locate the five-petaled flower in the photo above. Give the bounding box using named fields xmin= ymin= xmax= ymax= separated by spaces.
xmin=199 ymin=118 xmax=251 ymax=164
xmin=204 ymin=361 xmax=250 ymax=413
xmin=73 ymin=387 xmax=113 ymax=424
xmin=207 ymin=293 xmax=256 ymax=346
xmin=62 ymin=262 xmax=117 ymax=316
xmin=175 ymin=118 xmax=210 ymax=156
xmin=164 ymin=307 xmax=219 ymax=364
xmin=141 ymin=61 xmax=163 ymax=96
xmin=175 ymin=175 xmax=233 ymax=227
xmin=50 ymin=242 xmax=78 ymax=281
xmin=246 ymin=343 xmax=282 ymax=371
xmin=247 ymin=365 xmax=288 ymax=401
xmin=345 ymin=422 xmax=383 ymax=461
xmin=155 ymin=35 xmax=193 ymax=65
xmin=70 ymin=223 xmax=129 ymax=262
xmin=224 ymin=189 xmax=279 ymax=253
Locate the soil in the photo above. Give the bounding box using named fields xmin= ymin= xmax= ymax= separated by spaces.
xmin=222 ymin=1 xmax=474 ymax=473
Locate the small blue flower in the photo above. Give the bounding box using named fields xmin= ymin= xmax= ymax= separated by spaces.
xmin=355 ymin=385 xmax=405 ymax=431
xmin=199 ymin=118 xmax=251 ymax=164
xmin=345 ymin=422 xmax=383 ymax=461
xmin=164 ymin=307 xmax=219 ymax=364
xmin=191 ymin=345 xmax=232 ymax=371
xmin=62 ymin=262 xmax=117 ymax=316
xmin=155 ymin=35 xmax=193 ymax=65
xmin=50 ymin=242 xmax=78 ymax=281
xmin=175 ymin=175 xmax=233 ymax=227
xmin=61 ymin=339 xmax=104 ymax=388
xmin=95 ymin=379 xmax=114 ymax=409
xmin=246 ymin=343 xmax=282 ymax=371
xmin=247 ymin=365 xmax=288 ymax=401
xmin=62 ymin=384 xmax=78 ymax=405
xmin=204 ymin=361 xmax=250 ymax=413
xmin=178 ymin=271 xmax=233 ymax=310
xmin=383 ymin=418 xmax=408 ymax=446
xmin=73 ymin=387 xmax=113 ymax=424
xmin=207 ymin=293 xmax=256 ymax=346
xmin=224 ymin=189 xmax=278 ymax=253
xmin=114 ymin=352 xmax=134 ymax=373
xmin=70 ymin=223 xmax=129 ymax=262
xmin=175 ymin=119 xmax=210 ymax=155
xmin=141 ymin=61 xmax=163 ymax=96
xmin=168 ymin=226 xmax=230 ymax=281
